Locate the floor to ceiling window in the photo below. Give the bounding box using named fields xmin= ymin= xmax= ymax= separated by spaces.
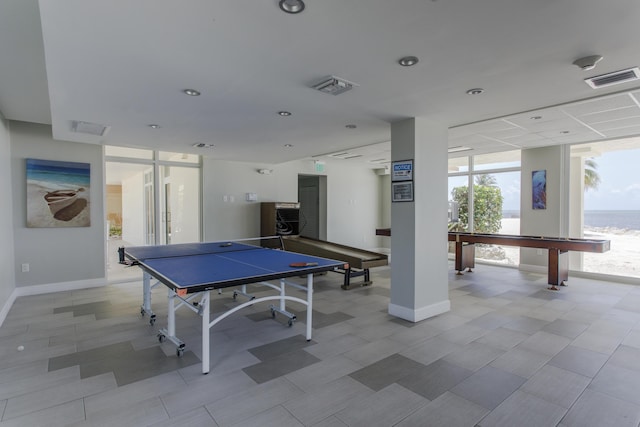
xmin=105 ymin=146 xmax=201 ymax=282
xmin=448 ymin=150 xmax=521 ymax=266
xmin=569 ymin=137 xmax=640 ymax=279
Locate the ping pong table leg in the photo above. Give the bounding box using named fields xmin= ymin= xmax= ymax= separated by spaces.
xmin=201 ymin=290 xmax=210 ymax=374
xmin=306 ymin=273 xmax=313 ymax=341
xmin=141 ymin=272 xmax=155 ymax=325
xmin=167 ymin=288 xmax=176 ymax=338
xmin=279 ymin=279 xmax=286 ymax=312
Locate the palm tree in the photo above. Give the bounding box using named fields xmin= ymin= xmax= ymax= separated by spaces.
xmin=475 ymin=174 xmax=497 ymax=187
xmin=584 ymin=158 xmax=600 ymax=192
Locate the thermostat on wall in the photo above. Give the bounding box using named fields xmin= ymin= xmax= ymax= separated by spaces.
xmin=246 ymin=193 xmax=258 ymax=202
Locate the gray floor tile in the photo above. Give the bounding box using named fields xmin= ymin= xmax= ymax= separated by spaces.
xmin=147 ymin=407 xmax=218 ymax=427
xmin=502 ymin=315 xmax=550 ymax=334
xmin=489 ymin=346 xmax=551 ymax=378
xmin=477 ymin=390 xmax=566 ymax=427
xmin=84 ymin=371 xmax=185 ymax=418
xmin=160 ymin=370 xmax=255 ymax=417
xmin=4 ymin=372 xmax=116 ymax=420
xmin=247 ymin=334 xmax=315 ymax=361
xmin=0 ymin=399 xmax=85 ymax=427
xmin=335 ymin=383 xmax=426 ymax=427
xmin=588 ymin=363 xmax=640 ymax=405
xmin=474 ymin=326 xmax=530 ymax=350
xmin=542 ymin=318 xmax=589 ymax=339
xmin=607 ymin=344 xmax=640 ymax=372
xmin=400 ymin=336 xmax=464 ymax=366
xmin=243 ymin=349 xmax=321 ymax=384
xmin=396 ymin=359 xmax=474 ymax=400
xmin=548 ymin=345 xmax=609 ymax=378
xmin=304 ymin=333 xmax=368 ymax=359
xmin=349 ymin=353 xmax=426 ymax=391
xmin=310 ymin=415 xmax=348 ymax=427
xmin=283 ymin=376 xmax=373 ymax=426
xmin=561 ymin=388 xmax=640 ymax=427
xmin=232 ymin=405 xmax=304 ymax=427
xmin=450 ymin=365 xmax=526 ymax=410
xmin=206 ymin=377 xmax=301 ymax=426
xmin=75 ymin=396 xmax=169 ymax=426
xmin=0 ymin=365 xmax=80 ymax=401
xmin=343 ymin=337 xmax=401 ymax=366
xmin=395 ymin=391 xmax=488 ymax=427
xmin=519 ymin=365 xmax=590 ymax=408
xmin=286 ymin=355 xmax=362 ymax=391
xmin=517 ymin=330 xmax=571 ymax=356
xmin=441 ymin=341 xmax=505 ymax=372
xmin=3 ymin=264 xmax=640 ymax=426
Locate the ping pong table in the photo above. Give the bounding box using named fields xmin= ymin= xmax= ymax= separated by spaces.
xmin=125 ymin=238 xmax=347 ymax=374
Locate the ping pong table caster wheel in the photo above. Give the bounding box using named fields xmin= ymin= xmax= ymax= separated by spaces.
xmin=232 ymin=291 xmax=238 ymax=301
xmin=287 ymin=319 xmax=294 ymax=327
xmin=149 ymin=315 xmax=156 ymax=326
xmin=157 ymin=333 xmax=166 ymax=343
xmin=176 ymin=348 xmax=184 ymax=357
xmin=140 ymin=308 xmax=145 ymax=316
xmin=270 ymin=308 xmax=276 ymax=319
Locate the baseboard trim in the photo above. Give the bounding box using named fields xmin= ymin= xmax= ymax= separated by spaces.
xmin=518 ymin=263 xmax=547 ymax=274
xmin=15 ymin=278 xmax=107 ymax=297
xmin=0 ymin=277 xmax=110 ymax=327
xmin=388 ymin=299 xmax=450 ymax=323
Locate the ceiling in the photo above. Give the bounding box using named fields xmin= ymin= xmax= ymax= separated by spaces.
xmin=2 ymin=0 xmax=640 ymax=166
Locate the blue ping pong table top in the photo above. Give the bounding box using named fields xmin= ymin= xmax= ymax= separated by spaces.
xmin=125 ymin=242 xmax=346 ymax=292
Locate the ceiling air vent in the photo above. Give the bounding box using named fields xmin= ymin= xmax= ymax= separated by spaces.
xmin=311 ymin=75 xmax=358 ymax=95
xmin=71 ymin=120 xmax=110 ymax=136
xmin=585 ymin=67 xmax=640 ymax=89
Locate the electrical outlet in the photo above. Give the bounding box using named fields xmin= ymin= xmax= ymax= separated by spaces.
xmin=21 ymin=263 xmax=29 ymax=272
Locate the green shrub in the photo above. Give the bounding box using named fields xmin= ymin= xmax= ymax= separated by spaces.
xmin=451 ymin=184 xmax=503 ymax=233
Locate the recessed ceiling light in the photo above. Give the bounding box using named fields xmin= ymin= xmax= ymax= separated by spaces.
xmin=192 ymin=142 xmax=214 ymax=148
xmin=345 ymin=124 xmax=357 ymax=129
xmin=398 ymin=56 xmax=419 ymax=67
xmin=278 ymin=111 xmax=291 ymax=116
xmin=279 ymin=0 xmax=305 ymax=14
xmin=530 ymin=116 xmax=542 ymax=120
xmin=560 ymin=130 xmax=570 ymax=134
xmin=183 ymin=89 xmax=201 ymax=96
xmin=284 ymin=144 xmax=293 ymax=148
xmin=148 ymin=124 xmax=161 ymax=129
xmin=466 ymin=88 xmax=484 ymax=95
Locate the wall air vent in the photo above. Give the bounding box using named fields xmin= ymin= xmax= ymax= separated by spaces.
xmin=585 ymin=67 xmax=640 ymax=89
xmin=71 ymin=120 xmax=110 ymax=136
xmin=311 ymin=75 xmax=358 ymax=95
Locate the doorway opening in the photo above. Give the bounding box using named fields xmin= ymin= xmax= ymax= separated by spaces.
xmin=298 ymin=174 xmax=327 ymax=240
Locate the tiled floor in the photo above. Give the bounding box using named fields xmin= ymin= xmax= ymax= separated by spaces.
xmin=2 ymin=262 xmax=640 ymax=426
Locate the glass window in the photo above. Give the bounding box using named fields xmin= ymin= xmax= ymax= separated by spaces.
xmin=158 ymin=151 xmax=200 ymax=163
xmin=448 ymin=157 xmax=469 ymax=173
xmin=105 ymin=146 xmax=153 ymax=159
xmin=473 ymin=150 xmax=521 ymax=171
xmin=570 ymin=139 xmax=640 ymax=279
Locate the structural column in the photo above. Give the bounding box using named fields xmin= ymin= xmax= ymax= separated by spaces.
xmin=389 ymin=118 xmax=450 ymax=322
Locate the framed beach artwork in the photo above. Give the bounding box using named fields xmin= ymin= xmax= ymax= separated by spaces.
xmin=26 ymin=159 xmax=91 ymax=227
xmin=532 ymin=169 xmax=546 ymax=210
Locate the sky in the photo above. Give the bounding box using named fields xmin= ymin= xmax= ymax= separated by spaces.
xmin=583 ymin=148 xmax=640 ymax=211
xmin=448 ymin=147 xmax=640 ymax=212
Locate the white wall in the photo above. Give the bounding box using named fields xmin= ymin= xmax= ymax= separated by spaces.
xmin=11 ymin=121 xmax=106 ymax=287
xmin=0 ymin=112 xmax=16 ymax=319
xmin=202 ymin=157 xmax=382 ymax=249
